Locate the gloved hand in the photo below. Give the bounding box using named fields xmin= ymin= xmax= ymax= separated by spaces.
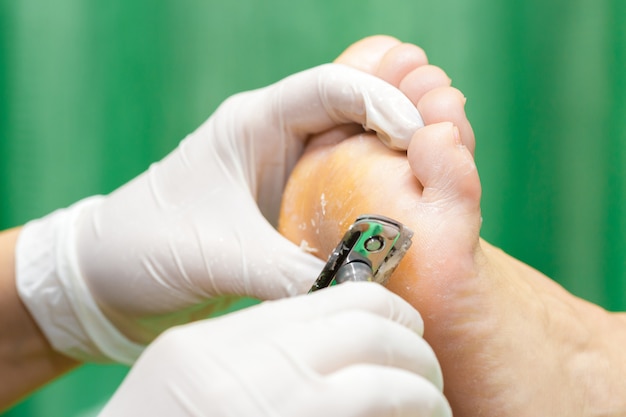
xmin=15 ymin=63 xmax=424 ymax=363
xmin=99 ymin=283 xmax=451 ymax=417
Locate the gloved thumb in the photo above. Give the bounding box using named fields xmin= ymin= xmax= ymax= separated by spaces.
xmin=240 ymin=218 xmax=326 ymax=299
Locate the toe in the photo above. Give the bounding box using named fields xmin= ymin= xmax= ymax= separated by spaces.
xmin=335 ymin=36 xmax=429 ymax=89
xmin=407 ymin=122 xmax=481 ymax=212
xmin=399 ymin=65 xmax=452 ymax=106
xmin=334 ymin=35 xmax=402 ymax=73
xmin=375 ymin=42 xmax=429 ymax=87
xmin=417 ymin=86 xmax=475 ymax=155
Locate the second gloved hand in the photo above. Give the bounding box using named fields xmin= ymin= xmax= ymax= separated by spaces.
xmin=16 ymin=63 xmax=423 ymax=362
xmin=99 ymin=283 xmax=451 ymax=417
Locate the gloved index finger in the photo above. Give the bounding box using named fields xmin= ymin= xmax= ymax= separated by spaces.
xmin=261 ymin=282 xmax=425 ymax=336
xmin=274 ymin=63 xmax=424 ymax=151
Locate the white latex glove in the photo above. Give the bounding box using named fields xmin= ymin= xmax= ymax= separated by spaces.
xmin=16 ymin=63 xmax=424 ymax=363
xmin=100 ymin=283 xmax=451 ymax=417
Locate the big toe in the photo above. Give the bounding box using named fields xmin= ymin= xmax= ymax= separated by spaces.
xmin=408 ymin=121 xmax=481 ymax=216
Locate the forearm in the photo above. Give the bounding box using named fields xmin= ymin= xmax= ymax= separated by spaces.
xmin=0 ymin=227 xmax=79 ymax=411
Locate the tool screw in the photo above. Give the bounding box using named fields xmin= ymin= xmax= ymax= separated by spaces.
xmin=364 ymin=235 xmax=385 ymax=252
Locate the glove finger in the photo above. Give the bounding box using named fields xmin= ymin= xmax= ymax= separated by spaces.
xmin=270 ymin=309 xmax=443 ymax=390
xmin=245 ymin=226 xmax=326 ymax=298
xmin=319 ymin=365 xmax=451 ymax=417
xmin=300 ymin=282 xmax=424 ymax=335
xmin=276 ymin=63 xmax=424 ymax=151
xmin=269 ymin=233 xmax=326 ymax=295
xmin=217 ymin=283 xmax=424 ymax=340
xmin=195 ymin=209 xmax=324 ymax=299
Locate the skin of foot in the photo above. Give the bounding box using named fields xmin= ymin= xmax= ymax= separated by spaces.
xmin=278 ymin=36 xmax=626 ymax=416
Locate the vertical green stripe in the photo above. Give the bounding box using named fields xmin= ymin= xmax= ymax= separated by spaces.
xmin=603 ymin=0 xmax=626 ymax=310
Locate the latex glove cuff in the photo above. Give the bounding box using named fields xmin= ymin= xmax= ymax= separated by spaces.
xmin=15 ymin=196 xmax=144 ymax=365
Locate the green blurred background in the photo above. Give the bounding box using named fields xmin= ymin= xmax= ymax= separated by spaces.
xmin=1 ymin=0 xmax=625 ymax=415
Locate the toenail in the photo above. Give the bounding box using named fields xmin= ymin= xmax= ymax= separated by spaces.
xmin=452 ymin=125 xmax=461 ymax=145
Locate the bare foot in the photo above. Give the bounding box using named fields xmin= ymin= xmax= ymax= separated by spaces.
xmin=279 ymin=36 xmax=626 ymax=416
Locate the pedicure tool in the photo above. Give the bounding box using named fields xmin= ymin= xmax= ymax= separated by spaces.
xmin=309 ymin=214 xmax=413 ymax=292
